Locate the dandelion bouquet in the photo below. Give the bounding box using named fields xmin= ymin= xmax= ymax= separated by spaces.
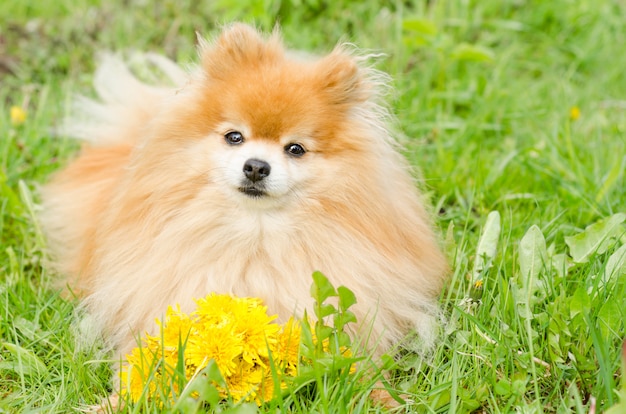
xmin=121 ymin=295 xmax=301 ymax=404
xmin=120 ymin=272 xmax=360 ymax=407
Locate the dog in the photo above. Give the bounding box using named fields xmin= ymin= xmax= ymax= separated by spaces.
xmin=41 ymin=23 xmax=448 ymax=367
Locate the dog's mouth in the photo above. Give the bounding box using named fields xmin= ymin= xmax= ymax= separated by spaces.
xmin=238 ymin=185 xmax=267 ymax=198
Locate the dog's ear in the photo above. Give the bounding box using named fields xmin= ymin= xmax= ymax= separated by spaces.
xmin=316 ymin=48 xmax=368 ymax=105
xmin=199 ymin=23 xmax=283 ymax=80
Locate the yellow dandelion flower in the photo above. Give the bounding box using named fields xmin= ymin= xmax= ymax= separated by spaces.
xmin=271 ymin=317 xmax=302 ymax=376
xmin=155 ymin=305 xmax=194 ymax=348
xmin=253 ymin=371 xmax=278 ymax=404
xmin=569 ymin=106 xmax=581 ymax=121
xmin=474 ymin=279 xmax=484 ymax=289
xmin=121 ymin=346 xmax=159 ymax=401
xmin=195 ymin=294 xmax=254 ymax=328
xmin=235 ymin=305 xmax=280 ymax=365
xmin=187 ymin=324 xmax=243 ymax=376
xmin=10 ymin=106 xmax=27 ymax=127
xmin=226 ymin=360 xmax=267 ymax=402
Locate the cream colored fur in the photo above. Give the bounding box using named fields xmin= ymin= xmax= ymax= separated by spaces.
xmin=40 ymin=24 xmax=449 ymax=360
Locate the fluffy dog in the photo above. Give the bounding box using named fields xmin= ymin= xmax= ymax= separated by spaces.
xmin=41 ymin=24 xmax=448 ymax=361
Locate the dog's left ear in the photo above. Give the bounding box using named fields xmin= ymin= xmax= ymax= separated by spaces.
xmin=199 ymin=23 xmax=283 ymax=80
xmin=316 ymin=48 xmax=368 ymax=105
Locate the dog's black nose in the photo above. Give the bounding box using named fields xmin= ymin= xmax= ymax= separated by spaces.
xmin=243 ymin=158 xmax=271 ymax=182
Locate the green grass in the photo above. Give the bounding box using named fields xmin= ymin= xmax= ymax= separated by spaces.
xmin=1 ymin=0 xmax=625 ymax=412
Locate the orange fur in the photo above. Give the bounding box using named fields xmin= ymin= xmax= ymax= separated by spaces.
xmin=41 ymin=24 xmax=449 ymax=359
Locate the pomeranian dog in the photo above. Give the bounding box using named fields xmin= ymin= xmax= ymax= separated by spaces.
xmin=41 ymin=23 xmax=448 ymax=362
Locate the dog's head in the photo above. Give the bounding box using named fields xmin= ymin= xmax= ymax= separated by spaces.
xmin=141 ymin=24 xmax=391 ymax=212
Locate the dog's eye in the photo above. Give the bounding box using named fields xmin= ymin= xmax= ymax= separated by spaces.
xmin=284 ymin=143 xmax=306 ymax=157
xmin=225 ymin=131 xmax=244 ymax=145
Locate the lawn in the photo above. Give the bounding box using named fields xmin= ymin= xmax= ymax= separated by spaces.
xmin=1 ymin=0 xmax=625 ymax=412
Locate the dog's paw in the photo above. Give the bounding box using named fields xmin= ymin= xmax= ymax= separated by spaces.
xmin=79 ymin=393 xmax=122 ymax=414
xmin=369 ymin=382 xmax=414 ymax=410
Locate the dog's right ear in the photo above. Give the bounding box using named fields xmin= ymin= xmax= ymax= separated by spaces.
xmin=199 ymin=23 xmax=284 ymax=80
xmin=315 ymin=48 xmax=370 ymax=106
